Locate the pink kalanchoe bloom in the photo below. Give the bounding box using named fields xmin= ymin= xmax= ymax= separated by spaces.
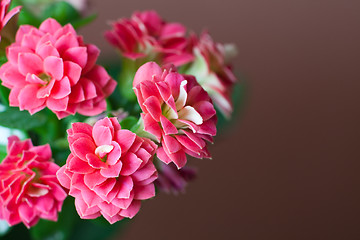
xmin=0 ymin=0 xmax=21 ymax=41
xmin=155 ymin=161 xmax=197 ymax=194
xmin=105 ymin=10 xmax=194 ymax=66
xmin=56 ymin=117 xmax=158 ymax=224
xmin=0 ymin=18 xmax=117 ymax=119
xmin=186 ymin=32 xmax=237 ymax=118
xmin=133 ymin=62 xmax=217 ymax=169
xmin=0 ymin=136 xmax=66 ymax=228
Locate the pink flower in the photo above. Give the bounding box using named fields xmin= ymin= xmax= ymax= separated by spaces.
xmin=133 ymin=62 xmax=217 ymax=169
xmin=0 ymin=0 xmax=21 ymax=42
xmin=105 ymin=10 xmax=194 ymax=66
xmin=186 ymin=32 xmax=237 ymax=118
xmin=0 ymin=18 xmax=117 ymax=119
xmin=0 ymin=136 xmax=66 ymax=228
xmin=155 ymin=161 xmax=197 ymax=194
xmin=56 ymin=117 xmax=158 ymax=224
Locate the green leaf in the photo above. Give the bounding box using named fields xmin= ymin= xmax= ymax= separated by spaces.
xmin=0 ymin=145 xmax=7 ymax=163
xmin=0 ymin=107 xmax=47 ymax=130
xmin=120 ymin=116 xmax=138 ymax=130
xmin=41 ymin=1 xmax=80 ymax=26
xmin=71 ymin=13 xmax=97 ymax=29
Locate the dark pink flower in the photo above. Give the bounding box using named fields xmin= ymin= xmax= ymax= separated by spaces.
xmin=57 ymin=117 xmax=158 ymax=224
xmin=133 ymin=62 xmax=217 ymax=169
xmin=186 ymin=32 xmax=237 ymax=118
xmin=105 ymin=10 xmax=194 ymax=66
xmin=155 ymin=161 xmax=197 ymax=194
xmin=0 ymin=18 xmax=117 ymax=119
xmin=0 ymin=0 xmax=21 ymax=42
xmin=0 ymin=136 xmax=66 ymax=228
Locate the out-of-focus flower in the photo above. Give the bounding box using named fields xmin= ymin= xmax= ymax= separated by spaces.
xmin=0 ymin=136 xmax=66 ymax=228
xmin=105 ymin=10 xmax=194 ymax=66
xmin=57 ymin=117 xmax=158 ymax=224
xmin=185 ymin=32 xmax=237 ymax=118
xmin=0 ymin=18 xmax=116 ymax=119
xmin=155 ymin=160 xmax=197 ymax=194
xmin=133 ymin=62 xmax=217 ymax=169
xmin=0 ymin=0 xmax=21 ymax=42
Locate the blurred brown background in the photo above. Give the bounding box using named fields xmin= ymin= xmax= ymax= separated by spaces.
xmin=81 ymin=0 xmax=360 ymax=239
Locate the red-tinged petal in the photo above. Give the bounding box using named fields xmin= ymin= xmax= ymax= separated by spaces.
xmin=63 ymin=47 xmax=87 ymax=68
xmin=84 ymin=170 xmax=107 ymax=190
xmin=193 ymin=101 xmax=216 ymax=121
xmin=18 ymin=53 xmax=43 ymax=76
xmin=160 ymin=115 xmax=178 ymax=135
xmin=119 ymin=200 xmax=141 ymax=219
xmin=56 ymin=166 xmax=71 ymax=189
xmin=63 ymin=61 xmax=81 ymax=86
xmin=18 ymin=85 xmax=46 ymax=111
xmin=71 ymin=137 xmax=96 ymax=160
xmin=39 ymin=18 xmax=62 ymax=35
xmin=83 ymin=44 xmax=100 ymax=73
xmin=0 ymin=63 xmax=26 ymax=87
xmin=36 ymin=42 xmax=59 ymax=59
xmin=43 ymin=56 xmax=64 ymax=80
xmin=107 ymin=141 xmax=121 ymax=165
xmin=7 ymin=46 xmax=32 ymax=64
xmin=86 ymin=153 xmax=107 ymax=169
xmin=102 ymin=213 xmax=124 ymax=224
xmin=36 ymin=79 xmax=55 ymax=98
xmin=143 ymin=95 xmax=162 ymax=121
xmin=116 ymin=176 xmax=133 ymax=199
xmin=142 ymin=113 xmax=162 ymax=140
xmin=162 ymin=135 xmax=181 ymax=154
xmin=164 ymin=72 xmax=185 ymax=99
xmin=68 ymin=155 xmax=94 ymax=174
xmin=133 ymin=62 xmax=162 ymax=87
xmin=99 ymin=202 xmax=120 ymax=217
xmin=100 ymin=160 xmax=122 ymax=178
xmin=131 ymin=162 xmax=157 ymax=182
xmin=46 ymin=96 xmax=69 ymax=112
xmin=175 ymin=135 xmax=202 ymax=153
xmin=71 ymin=122 xmax=93 ymax=136
xmin=26 ymin=73 xmax=46 ymax=85
xmin=51 ymin=77 xmax=71 ymax=99
xmin=115 ymin=130 xmax=136 ymax=154
xmin=120 ymin=152 xmax=142 ymax=176
xmin=93 ymin=178 xmax=117 ymax=200
xmin=55 ymin=32 xmax=79 ymax=54
xmin=156 ymin=147 xmax=172 ymax=164
xmin=134 ymin=184 xmax=155 ymax=200
xmin=92 ymin=125 xmax=113 ymax=146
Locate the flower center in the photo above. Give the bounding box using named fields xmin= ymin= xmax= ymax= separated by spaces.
xmin=95 ymin=145 xmax=114 ymax=162
xmin=38 ymin=73 xmax=52 ymax=83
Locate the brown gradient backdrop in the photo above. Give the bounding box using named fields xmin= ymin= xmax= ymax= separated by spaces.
xmin=81 ymin=0 xmax=360 ymax=239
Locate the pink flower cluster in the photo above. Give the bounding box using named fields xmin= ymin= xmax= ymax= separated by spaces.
xmin=0 ymin=18 xmax=116 ymax=119
xmin=0 ymin=136 xmax=66 ymax=228
xmin=57 ymin=117 xmax=158 ymax=223
xmin=133 ymin=62 xmax=217 ymax=169
xmin=105 ymin=10 xmax=237 ymax=117
xmin=105 ymin=10 xmax=194 ymax=66
xmin=0 ymin=0 xmax=21 ymax=42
